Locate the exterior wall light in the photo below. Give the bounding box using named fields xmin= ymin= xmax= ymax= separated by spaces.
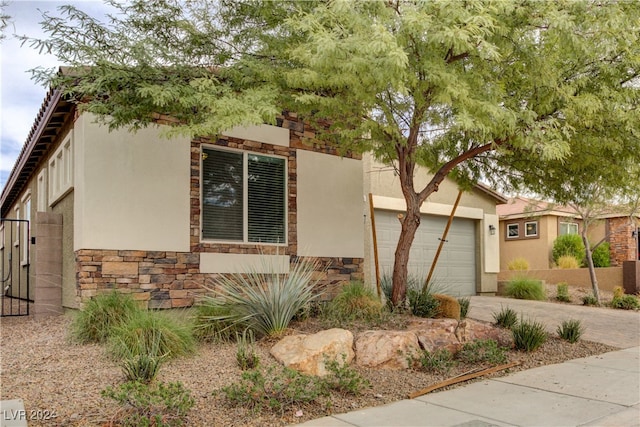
xmin=489 ymin=224 xmax=496 ymax=235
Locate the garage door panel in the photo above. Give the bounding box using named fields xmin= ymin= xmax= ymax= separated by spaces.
xmin=375 ymin=210 xmax=476 ymax=296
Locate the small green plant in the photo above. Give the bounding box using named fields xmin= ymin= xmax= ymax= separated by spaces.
xmin=582 ymin=293 xmax=599 ymax=306
xmin=457 ymin=297 xmax=471 ymax=320
xmin=512 ymin=317 xmax=548 ymax=352
xmin=456 ymin=339 xmax=508 ymax=365
xmin=236 ymin=330 xmax=260 ymax=371
xmin=408 ymin=289 xmax=440 ymax=318
xmin=322 ymin=281 xmax=386 ymax=325
xmin=120 ymin=329 xmax=168 ymax=383
xmin=414 ymin=348 xmax=457 ymax=375
xmin=610 ymin=294 xmax=640 ymax=310
xmin=557 ymin=255 xmax=580 ymax=269
xmin=591 ymin=242 xmax=611 ymax=267
xmin=322 ymin=355 xmax=369 ymax=395
xmin=505 ymin=276 xmax=546 ymax=301
xmin=556 ymin=282 xmax=571 ymax=303
xmin=220 ymin=366 xmax=326 ymax=413
xmin=201 ymin=257 xmax=323 ymax=337
xmin=507 ymin=257 xmax=530 ymax=271
xmin=492 ymin=306 xmax=518 ymax=329
xmin=71 ymin=291 xmax=140 ymax=344
xmin=192 ymin=303 xmax=243 ymax=343
xmin=553 ymin=234 xmax=585 ymax=266
xmin=108 ymin=309 xmax=195 ymax=361
xmin=557 ymin=319 xmax=585 ymax=343
xmin=102 ymin=381 xmax=194 ymax=427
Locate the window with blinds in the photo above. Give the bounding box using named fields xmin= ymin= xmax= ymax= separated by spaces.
xmin=202 ymin=147 xmax=286 ymax=244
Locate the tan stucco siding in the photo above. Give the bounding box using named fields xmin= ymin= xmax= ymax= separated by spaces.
xmin=200 ymin=253 xmax=290 ymax=274
xmin=296 ymin=150 xmax=365 ymax=258
xmin=73 ymin=114 xmax=191 ymax=252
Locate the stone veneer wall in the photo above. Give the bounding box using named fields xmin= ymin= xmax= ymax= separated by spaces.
xmin=608 ymin=217 xmax=636 ymax=266
xmin=75 ymin=113 xmax=364 ymax=307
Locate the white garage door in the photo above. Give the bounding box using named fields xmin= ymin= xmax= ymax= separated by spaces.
xmin=375 ymin=210 xmax=476 ymax=296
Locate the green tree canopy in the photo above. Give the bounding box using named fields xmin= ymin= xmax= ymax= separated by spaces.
xmin=27 ymin=0 xmax=640 ymax=305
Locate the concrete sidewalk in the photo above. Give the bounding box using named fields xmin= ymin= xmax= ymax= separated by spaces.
xmin=296 ymin=297 xmax=640 ymax=427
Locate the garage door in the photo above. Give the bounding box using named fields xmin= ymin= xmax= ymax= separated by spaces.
xmin=375 ymin=210 xmax=476 ymax=296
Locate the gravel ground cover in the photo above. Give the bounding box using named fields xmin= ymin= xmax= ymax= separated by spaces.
xmin=0 ymin=286 xmax=623 ymax=426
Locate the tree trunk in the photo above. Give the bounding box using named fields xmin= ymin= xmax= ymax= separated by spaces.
xmin=390 ymin=198 xmax=421 ymax=307
xmin=581 ymin=232 xmax=601 ymax=304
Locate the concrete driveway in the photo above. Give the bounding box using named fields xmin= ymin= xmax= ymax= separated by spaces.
xmin=468 ymin=295 xmax=640 ymax=348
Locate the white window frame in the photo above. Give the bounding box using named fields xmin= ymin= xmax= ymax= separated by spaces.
xmin=525 ymin=221 xmax=538 ymax=237
xmin=506 ymin=223 xmax=519 ymax=239
xmin=49 ymin=130 xmax=74 ymax=205
xmin=37 ymin=168 xmax=48 ymax=212
xmin=200 ymin=145 xmax=287 ymax=245
xmin=560 ymin=221 xmax=579 ymax=235
xmin=21 ymin=192 xmax=31 ymax=266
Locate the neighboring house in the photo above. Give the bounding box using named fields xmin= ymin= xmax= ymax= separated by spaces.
xmin=0 ymin=86 xmax=505 ymax=316
xmin=497 ymin=197 xmax=640 ymax=270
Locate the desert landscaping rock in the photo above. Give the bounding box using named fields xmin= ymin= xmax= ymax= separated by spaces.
xmin=355 ymin=330 xmax=421 ymax=369
xmin=270 ymin=328 xmax=355 ymax=376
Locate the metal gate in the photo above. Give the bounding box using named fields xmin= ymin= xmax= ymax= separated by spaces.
xmin=1 ymin=218 xmax=30 ymax=316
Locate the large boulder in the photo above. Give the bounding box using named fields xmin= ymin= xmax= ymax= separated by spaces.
xmin=407 ymin=318 xmax=464 ymax=353
xmin=355 ymin=330 xmax=421 ymax=369
xmin=270 ymin=328 xmax=354 ymax=376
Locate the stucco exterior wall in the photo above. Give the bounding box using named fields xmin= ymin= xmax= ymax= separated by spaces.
xmin=297 ymin=150 xmax=364 ymax=258
xmin=362 ymin=155 xmax=500 ymax=295
xmin=73 ymin=113 xmax=191 ymax=253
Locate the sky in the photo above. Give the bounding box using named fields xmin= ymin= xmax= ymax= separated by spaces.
xmin=0 ymin=0 xmax=113 ymax=192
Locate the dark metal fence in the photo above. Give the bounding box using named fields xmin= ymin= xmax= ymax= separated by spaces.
xmin=1 ymin=218 xmax=30 ymax=316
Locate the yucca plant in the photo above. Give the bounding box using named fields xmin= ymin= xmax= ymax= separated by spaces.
xmin=121 ymin=330 xmax=168 ymax=383
xmin=201 ymin=257 xmax=323 ymax=337
xmin=457 ymin=297 xmax=471 ymax=320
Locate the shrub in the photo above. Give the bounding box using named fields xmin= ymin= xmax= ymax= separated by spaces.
xmin=236 ymin=330 xmax=260 ymax=371
xmin=613 ymin=286 xmax=625 ymax=299
xmin=108 ymin=310 xmax=196 ymax=361
xmin=557 ymin=255 xmax=580 ymax=269
xmin=505 ymin=277 xmax=546 ymax=301
xmin=512 ymin=318 xmax=548 ymax=352
xmin=582 ymin=293 xmax=599 ymax=306
xmin=492 ymin=306 xmax=518 ymax=329
xmin=507 ymin=257 xmax=530 ymax=271
xmin=192 ymin=303 xmax=243 ymax=343
xmin=457 ymin=297 xmax=471 ymax=320
xmin=380 ymin=273 xmax=424 ymax=310
xmin=71 ymin=291 xmax=140 ymax=344
xmin=432 ymin=294 xmax=461 ymax=320
xmin=456 ymin=339 xmax=508 ymax=365
xmin=611 ymin=294 xmax=640 ymax=310
xmin=322 ymin=355 xmax=369 ymax=395
xmin=591 ymin=242 xmax=611 ymax=267
xmin=556 ymin=282 xmax=571 ymax=303
xmin=322 ymin=281 xmax=386 ymax=324
xmin=408 ymin=289 xmax=440 ymax=318
xmin=557 ymin=319 xmax=584 ymax=343
xmin=220 ymin=366 xmax=326 ymax=413
xmin=102 ymin=381 xmax=194 ymax=427
xmin=120 ymin=329 xmax=167 ymax=383
xmin=413 ymin=348 xmax=457 ymax=375
xmin=553 ymin=234 xmax=585 ymax=266
xmin=201 ymin=257 xmax=322 ymax=338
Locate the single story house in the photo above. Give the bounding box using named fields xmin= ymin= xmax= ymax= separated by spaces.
xmin=1 ymin=86 xmax=506 ymax=317
xmin=497 ymin=197 xmax=640 ymax=270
